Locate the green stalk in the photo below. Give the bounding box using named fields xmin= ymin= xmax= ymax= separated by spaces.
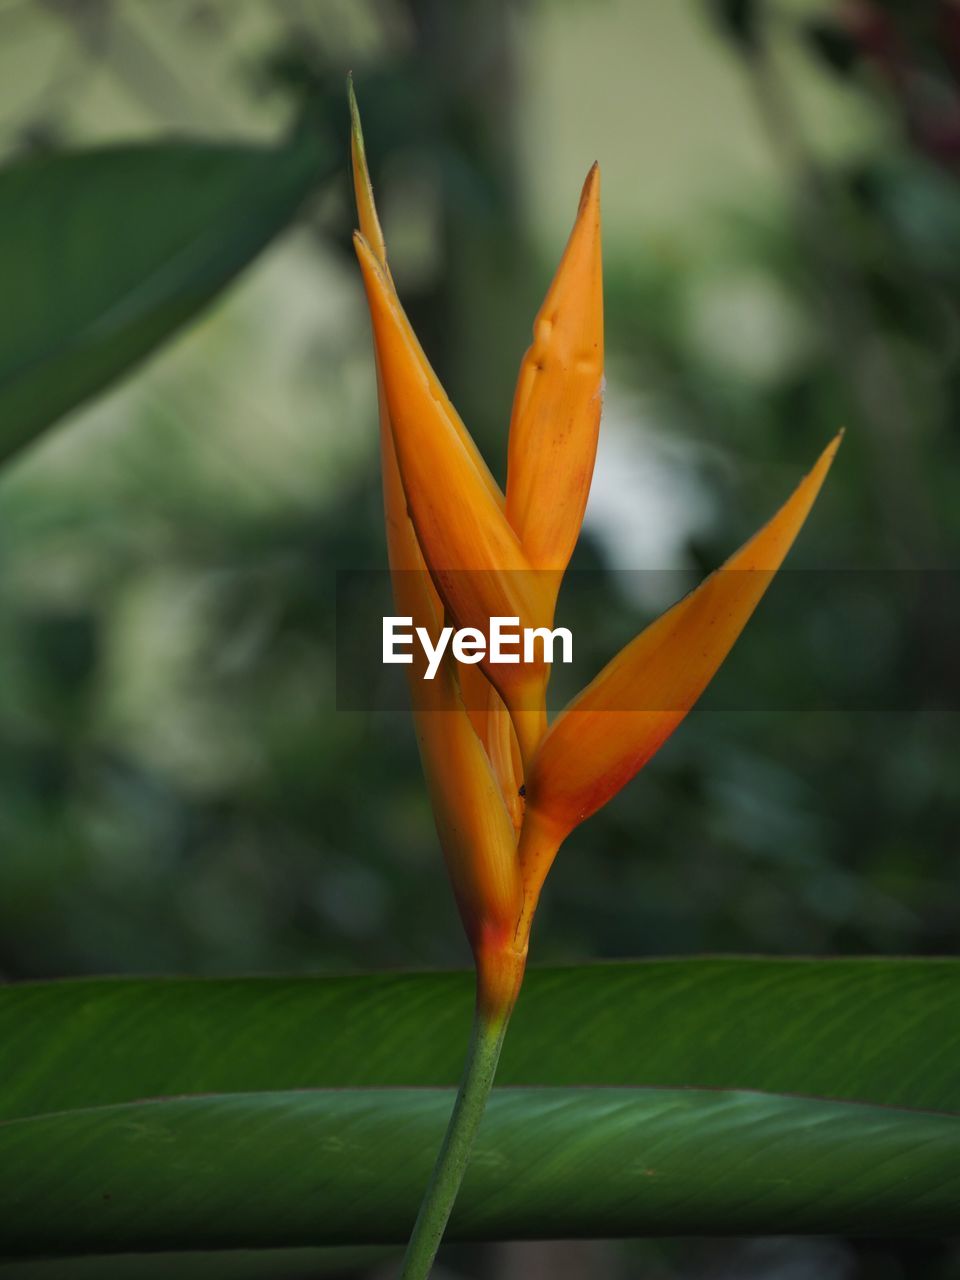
xmin=399 ymin=998 xmax=511 ymax=1279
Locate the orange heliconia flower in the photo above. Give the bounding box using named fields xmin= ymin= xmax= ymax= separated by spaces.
xmin=350 ymin=83 xmax=841 ymax=1014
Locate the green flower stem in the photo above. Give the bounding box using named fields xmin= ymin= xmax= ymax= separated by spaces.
xmin=399 ymin=998 xmax=511 ymax=1279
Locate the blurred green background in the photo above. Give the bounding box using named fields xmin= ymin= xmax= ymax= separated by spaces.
xmin=0 ymin=0 xmax=958 ymax=1276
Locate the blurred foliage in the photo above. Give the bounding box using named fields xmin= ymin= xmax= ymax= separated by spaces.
xmin=0 ymin=0 xmax=959 ymax=1276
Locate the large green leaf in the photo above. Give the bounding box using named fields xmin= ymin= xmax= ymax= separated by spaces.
xmin=4 ymin=958 xmax=958 ymax=1121
xmin=1 ymin=1086 xmax=958 ymax=1255
xmin=5 ymin=961 xmax=957 ymax=1257
xmin=0 ymin=132 xmax=330 ymax=467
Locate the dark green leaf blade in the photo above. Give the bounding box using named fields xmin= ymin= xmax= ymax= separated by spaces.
xmin=0 ymin=134 xmax=330 ymax=466
xmin=3 ymin=958 xmax=959 ymax=1120
xmin=0 ymin=1087 xmax=957 ymax=1255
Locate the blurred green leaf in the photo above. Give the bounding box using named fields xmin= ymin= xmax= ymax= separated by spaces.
xmin=0 ymin=132 xmax=331 ymax=469
xmin=0 ymin=1085 xmax=957 ymax=1256
xmin=4 ymin=958 xmax=958 ymax=1120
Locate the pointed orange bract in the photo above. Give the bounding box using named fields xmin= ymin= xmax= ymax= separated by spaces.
xmin=516 ymin=433 xmax=843 ymax=929
xmin=350 ymin=86 xmax=443 ymax=642
xmin=506 ymin=163 xmax=603 ymax=607
xmin=351 ymin=84 xmax=522 ymax=980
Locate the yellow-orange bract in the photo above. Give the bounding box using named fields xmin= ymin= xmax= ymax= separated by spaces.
xmin=350 ymin=86 xmax=523 ymax=1011
xmin=350 ymin=83 xmax=841 ymax=1013
xmin=507 ymin=162 xmax=603 ymax=604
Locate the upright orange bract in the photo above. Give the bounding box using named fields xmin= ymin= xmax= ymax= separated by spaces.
xmin=507 ymin=162 xmax=603 ymax=607
xmin=350 ymin=85 xmax=522 ymax=1007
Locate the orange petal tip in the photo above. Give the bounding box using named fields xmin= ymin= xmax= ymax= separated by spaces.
xmin=578 ymin=162 xmax=600 ymax=214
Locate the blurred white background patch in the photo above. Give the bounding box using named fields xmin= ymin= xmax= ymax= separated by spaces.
xmin=582 ymin=382 xmax=718 ymax=608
